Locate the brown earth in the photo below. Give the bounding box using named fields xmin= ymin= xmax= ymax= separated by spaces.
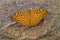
xmin=0 ymin=0 xmax=60 ymax=40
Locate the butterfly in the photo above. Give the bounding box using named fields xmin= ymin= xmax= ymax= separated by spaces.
xmin=11 ymin=8 xmax=48 ymax=26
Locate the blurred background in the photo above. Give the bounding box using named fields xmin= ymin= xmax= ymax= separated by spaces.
xmin=0 ymin=0 xmax=60 ymax=40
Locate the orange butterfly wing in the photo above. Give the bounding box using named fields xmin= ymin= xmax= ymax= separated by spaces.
xmin=30 ymin=8 xmax=48 ymax=26
xmin=11 ymin=8 xmax=48 ymax=26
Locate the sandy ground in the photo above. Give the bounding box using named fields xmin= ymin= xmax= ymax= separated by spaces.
xmin=0 ymin=0 xmax=60 ymax=40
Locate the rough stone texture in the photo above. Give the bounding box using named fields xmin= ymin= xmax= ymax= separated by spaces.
xmin=0 ymin=0 xmax=60 ymax=40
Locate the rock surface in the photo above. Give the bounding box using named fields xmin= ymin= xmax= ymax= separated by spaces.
xmin=0 ymin=0 xmax=60 ymax=40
